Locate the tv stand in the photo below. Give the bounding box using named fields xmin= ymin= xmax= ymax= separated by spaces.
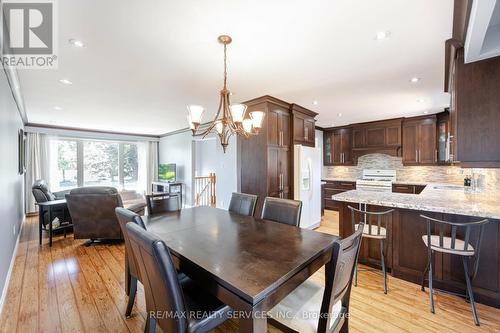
xmin=151 ymin=181 xmax=184 ymax=207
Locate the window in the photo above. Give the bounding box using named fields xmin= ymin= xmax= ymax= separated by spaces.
xmin=50 ymin=138 xmax=145 ymax=192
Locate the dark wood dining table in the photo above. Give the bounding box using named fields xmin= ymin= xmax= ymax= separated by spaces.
xmin=142 ymin=206 xmax=337 ymax=332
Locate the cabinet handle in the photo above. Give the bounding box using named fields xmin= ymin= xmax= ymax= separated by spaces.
xmin=435 ymin=149 xmax=438 ymax=163
xmin=305 ymin=127 xmax=308 ymax=141
xmin=415 ymin=150 xmax=418 ymax=163
xmin=419 ymin=150 xmax=421 ymax=163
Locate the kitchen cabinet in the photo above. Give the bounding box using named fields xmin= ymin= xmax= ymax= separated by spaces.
xmin=437 ymin=111 xmax=451 ymax=164
xmin=323 ymin=127 xmax=352 ymax=166
xmin=322 ymin=180 xmax=355 ymax=212
xmin=291 ymin=104 xmax=317 ymax=147
xmin=268 ymin=147 xmax=289 ymax=199
xmin=402 ymin=115 xmax=437 ymax=165
xmin=268 ymin=106 xmax=290 ymax=148
xmin=351 ymin=119 xmax=402 ymax=149
xmin=392 ymin=184 xmax=426 ymax=194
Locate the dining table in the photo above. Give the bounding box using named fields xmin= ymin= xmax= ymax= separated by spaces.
xmin=141 ymin=206 xmax=337 ymax=332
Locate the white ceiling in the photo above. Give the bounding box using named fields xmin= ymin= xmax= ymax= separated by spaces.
xmin=19 ymin=0 xmax=454 ymax=135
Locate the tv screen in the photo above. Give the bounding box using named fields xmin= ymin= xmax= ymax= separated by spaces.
xmin=158 ymin=163 xmax=176 ymax=182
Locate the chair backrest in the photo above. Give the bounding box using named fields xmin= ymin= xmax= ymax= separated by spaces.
xmin=115 ymin=207 xmax=146 ymax=279
xmin=146 ymin=193 xmax=181 ymax=215
xmin=420 ymin=214 xmax=489 ymax=278
xmin=32 ymin=179 xmax=55 ymax=203
xmin=261 ymin=197 xmax=302 ymax=227
xmin=65 ymin=186 xmax=123 ymax=239
xmin=318 ymin=221 xmax=364 ymax=333
xmin=126 ymin=222 xmax=189 ymax=332
xmin=348 ymin=205 xmax=394 ymax=236
xmin=228 ymin=192 xmax=258 ymax=217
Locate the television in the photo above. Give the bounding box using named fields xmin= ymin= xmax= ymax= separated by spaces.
xmin=158 ymin=163 xmax=176 ymax=182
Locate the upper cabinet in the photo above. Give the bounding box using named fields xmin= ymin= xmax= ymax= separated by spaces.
xmin=351 ymin=119 xmax=402 ymax=149
xmin=402 ymin=115 xmax=437 ymax=165
xmin=268 ymin=106 xmax=290 ymax=148
xmin=323 ymin=127 xmax=352 ymax=166
xmin=291 ymin=104 xmax=317 ymax=147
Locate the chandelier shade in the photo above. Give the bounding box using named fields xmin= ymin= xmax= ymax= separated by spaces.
xmin=186 ymin=35 xmax=264 ymax=152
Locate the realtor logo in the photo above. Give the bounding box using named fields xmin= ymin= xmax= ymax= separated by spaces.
xmin=1 ymin=0 xmax=58 ymax=69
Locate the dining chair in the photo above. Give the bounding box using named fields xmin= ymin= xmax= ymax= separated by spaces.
xmin=349 ymin=205 xmax=394 ymax=294
xmin=268 ymin=220 xmax=364 ymax=333
xmin=115 ymin=207 xmax=147 ymax=318
xmin=146 ymin=193 xmax=181 ymax=215
xmin=420 ymin=214 xmax=489 ymax=326
xmin=126 ymin=222 xmax=232 ymax=333
xmin=228 ymin=192 xmax=258 ymax=216
xmin=261 ymin=197 xmax=302 ymax=226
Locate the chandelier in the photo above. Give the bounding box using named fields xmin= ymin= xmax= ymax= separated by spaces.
xmin=187 ymin=35 xmax=264 ymax=152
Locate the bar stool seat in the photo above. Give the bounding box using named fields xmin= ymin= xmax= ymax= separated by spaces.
xmin=422 ymin=235 xmax=475 ymax=256
xmin=356 ymin=223 xmax=387 ymax=239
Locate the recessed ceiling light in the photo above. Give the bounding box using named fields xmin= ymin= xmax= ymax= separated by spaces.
xmin=312 ymin=100 xmax=318 ymax=105
xmin=69 ymin=39 xmax=85 ymax=48
xmin=416 ymin=98 xmax=425 ymax=103
xmin=423 ymin=111 xmax=429 ymax=114
xmin=59 ymin=79 xmax=73 ymax=85
xmin=53 ymin=106 xmax=63 ymax=111
xmin=375 ymin=31 xmax=391 ymax=40
xmin=410 ymin=77 xmax=421 ymax=83
xmin=337 ymin=113 xmax=342 ymax=117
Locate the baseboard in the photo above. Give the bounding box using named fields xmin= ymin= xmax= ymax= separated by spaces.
xmin=0 ymin=214 xmax=25 ymax=316
xmin=304 ymin=221 xmax=321 ymax=230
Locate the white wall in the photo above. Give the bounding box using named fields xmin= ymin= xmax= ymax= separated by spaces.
xmin=0 ymin=68 xmax=25 ymax=306
xmin=159 ymin=131 xmax=194 ymax=206
xmin=159 ymin=131 xmax=238 ymax=209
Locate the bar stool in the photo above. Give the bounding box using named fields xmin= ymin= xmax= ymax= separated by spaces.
xmin=420 ymin=215 xmax=489 ymax=326
xmin=349 ymin=204 xmax=394 ymax=294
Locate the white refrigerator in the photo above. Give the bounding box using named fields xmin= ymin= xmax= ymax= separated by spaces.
xmin=293 ymin=144 xmax=322 ymax=229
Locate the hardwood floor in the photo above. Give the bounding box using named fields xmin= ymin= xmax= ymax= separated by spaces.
xmin=1 ymin=211 xmax=500 ymax=332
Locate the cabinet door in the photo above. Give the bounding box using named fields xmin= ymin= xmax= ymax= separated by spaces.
xmin=267 ymin=147 xmax=280 ymax=197
xmin=304 ymin=118 xmax=315 ymax=146
xmin=279 ymin=148 xmax=290 ymax=199
xmin=323 ymin=131 xmax=333 ymax=165
xmin=279 ymin=112 xmax=291 ymax=147
xmin=352 ymin=127 xmax=365 ymax=148
xmin=293 ymin=114 xmax=305 ymax=145
xmin=332 ymin=130 xmax=342 ymax=164
xmin=386 ymin=125 xmax=401 ymax=146
xmin=267 ymin=109 xmax=279 ymax=146
xmin=402 ymin=123 xmax=418 ymax=164
xmin=366 ymin=127 xmax=386 ymax=147
xmin=418 ymin=119 xmax=437 ymax=164
xmin=340 ymin=129 xmax=352 ymax=164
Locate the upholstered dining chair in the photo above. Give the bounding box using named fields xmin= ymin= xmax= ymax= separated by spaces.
xmin=228 ymin=192 xmax=258 ymax=216
xmin=268 ymin=220 xmax=364 ymax=333
xmin=145 ymin=193 xmax=181 ymax=216
xmin=261 ymin=197 xmax=302 ymax=227
xmin=115 ymin=207 xmax=146 ymax=318
xmin=126 ymin=222 xmax=232 ymax=333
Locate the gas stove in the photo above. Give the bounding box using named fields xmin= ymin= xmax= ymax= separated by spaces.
xmin=356 ymin=169 xmax=396 ymax=192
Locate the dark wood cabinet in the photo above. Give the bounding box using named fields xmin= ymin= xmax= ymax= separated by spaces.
xmin=322 ymin=180 xmax=355 ymax=212
xmin=437 ymin=111 xmax=451 ymax=164
xmin=291 ymin=104 xmax=317 ymax=147
xmin=267 ymin=147 xmax=289 ymax=199
xmin=268 ymin=106 xmax=290 ymax=148
xmin=323 ymin=127 xmax=352 ymax=166
xmin=392 ymin=184 xmax=427 ymax=194
xmin=350 ymin=119 xmax=402 ymax=163
xmin=402 ymin=116 xmax=437 ymax=165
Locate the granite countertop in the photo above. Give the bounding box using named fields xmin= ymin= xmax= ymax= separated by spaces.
xmin=332 ymin=183 xmax=500 ymax=220
xmin=322 ymin=177 xmax=427 ymax=186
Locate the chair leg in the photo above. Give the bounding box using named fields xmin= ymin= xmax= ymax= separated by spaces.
xmin=428 ymin=251 xmax=435 ymax=314
xmin=462 ymin=257 xmax=480 ymax=326
xmin=421 ymin=258 xmax=430 ymax=292
xmin=380 ymin=239 xmax=387 ymax=294
xmin=126 ymin=277 xmax=137 ymax=318
xmin=145 ymin=316 xmax=156 ymax=333
xmin=353 ymin=260 xmax=358 ymax=287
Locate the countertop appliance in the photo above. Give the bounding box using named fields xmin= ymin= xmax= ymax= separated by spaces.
xmin=294 ymin=144 xmax=321 ymax=229
xmin=356 ymin=169 xmax=396 ymax=192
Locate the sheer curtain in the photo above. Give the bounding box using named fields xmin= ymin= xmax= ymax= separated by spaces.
xmin=25 ymin=132 xmax=51 ymax=213
xmin=137 ymin=141 xmax=158 ymax=195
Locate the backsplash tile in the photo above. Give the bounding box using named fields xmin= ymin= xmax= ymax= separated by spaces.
xmin=323 ymin=153 xmax=500 ymax=192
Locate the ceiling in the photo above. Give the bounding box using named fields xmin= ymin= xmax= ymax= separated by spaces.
xmin=19 ymin=0 xmax=454 ymax=135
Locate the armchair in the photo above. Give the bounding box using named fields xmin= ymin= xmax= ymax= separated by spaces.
xmin=32 ymin=180 xmax=71 ymax=227
xmin=65 ymin=186 xmax=146 ymax=243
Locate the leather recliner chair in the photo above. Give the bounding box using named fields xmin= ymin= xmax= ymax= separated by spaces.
xmin=32 ymin=180 xmax=71 ymax=227
xmin=66 ymin=186 xmax=146 ymax=242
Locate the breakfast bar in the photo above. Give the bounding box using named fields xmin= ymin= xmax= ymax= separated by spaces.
xmin=332 ymin=184 xmax=500 ymax=308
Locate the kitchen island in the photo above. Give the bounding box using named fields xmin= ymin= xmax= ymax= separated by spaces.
xmin=332 ymin=184 xmax=500 ymax=308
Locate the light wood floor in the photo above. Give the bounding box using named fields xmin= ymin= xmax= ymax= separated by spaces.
xmin=1 ymin=211 xmax=500 ymax=332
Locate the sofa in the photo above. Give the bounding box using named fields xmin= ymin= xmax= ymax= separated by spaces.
xmin=65 ymin=186 xmax=146 ymax=242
